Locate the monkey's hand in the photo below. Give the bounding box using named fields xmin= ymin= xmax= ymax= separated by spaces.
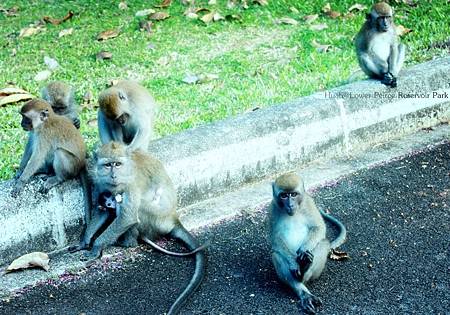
xmin=73 ymin=117 xmax=81 ymax=129
xmin=68 ymin=242 xmax=89 ymax=253
xmin=80 ymin=246 xmax=102 ymax=261
xmin=10 ymin=180 xmax=25 ymax=198
xmin=296 ymin=250 xmax=314 ymax=276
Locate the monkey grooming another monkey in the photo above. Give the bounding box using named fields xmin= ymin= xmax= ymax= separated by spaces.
xmin=355 ymin=2 xmax=406 ymax=87
xmin=11 ymin=99 xmax=89 ymax=202
xmin=98 ymin=80 xmax=156 ymax=151
xmin=269 ymin=172 xmax=347 ymax=314
xmin=42 ymin=81 xmax=80 ymax=129
xmin=69 ymin=142 xmax=206 ymax=315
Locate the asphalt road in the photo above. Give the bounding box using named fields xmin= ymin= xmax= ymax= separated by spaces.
xmin=1 ymin=142 xmax=449 ymax=315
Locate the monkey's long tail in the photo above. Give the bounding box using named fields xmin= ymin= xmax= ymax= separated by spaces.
xmin=320 ymin=209 xmax=347 ymax=249
xmin=141 ymin=236 xmax=209 ymax=257
xmin=168 ymin=225 xmax=207 ymax=315
xmin=79 ymin=168 xmax=93 ymax=224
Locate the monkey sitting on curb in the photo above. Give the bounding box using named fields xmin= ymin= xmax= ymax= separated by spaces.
xmin=269 ymin=172 xmax=347 ymax=314
xmin=355 ymin=2 xmax=406 ymax=87
xmin=42 ymin=81 xmax=80 ymax=129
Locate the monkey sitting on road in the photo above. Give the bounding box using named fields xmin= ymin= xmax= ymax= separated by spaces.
xmin=97 ymin=80 xmax=156 ymax=151
xmin=355 ymin=2 xmax=406 ymax=88
xmin=11 ymin=99 xmax=89 ymax=203
xmin=69 ymin=142 xmax=206 ymax=315
xmin=42 ymin=81 xmax=80 ymax=129
xmin=269 ymin=172 xmax=347 ymax=314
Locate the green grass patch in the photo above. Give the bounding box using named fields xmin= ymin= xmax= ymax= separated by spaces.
xmin=0 ymin=0 xmax=449 ymax=179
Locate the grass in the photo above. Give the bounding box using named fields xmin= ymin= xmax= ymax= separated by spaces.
xmin=0 ymin=0 xmax=448 ymax=179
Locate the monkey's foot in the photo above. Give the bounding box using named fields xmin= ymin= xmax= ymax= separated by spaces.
xmin=296 ymin=250 xmax=314 ymax=274
xmin=80 ymin=247 xmax=102 ymax=261
xmin=40 ymin=176 xmax=60 ymax=194
xmin=116 ymin=235 xmax=139 ymax=248
xmin=298 ymin=293 xmax=322 ymax=314
xmin=290 ymin=268 xmax=304 ymax=282
xmin=68 ymin=243 xmax=89 ymax=253
xmin=381 ymin=73 xmax=396 ymax=87
xmin=10 ymin=181 xmax=25 ymax=198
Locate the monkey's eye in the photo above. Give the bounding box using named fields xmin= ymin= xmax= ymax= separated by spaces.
xmin=114 ymin=162 xmax=122 ymax=168
xmin=290 ymin=192 xmax=298 ymax=197
xmin=104 ymin=163 xmax=112 ymax=169
xmin=280 ymin=193 xmax=289 ymax=199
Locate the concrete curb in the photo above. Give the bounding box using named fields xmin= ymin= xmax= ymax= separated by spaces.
xmin=1 ymin=57 xmax=449 ymax=265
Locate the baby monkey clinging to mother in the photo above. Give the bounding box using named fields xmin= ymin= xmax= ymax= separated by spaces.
xmin=355 ymin=2 xmax=406 ymax=87
xmin=269 ymin=173 xmax=347 ymax=314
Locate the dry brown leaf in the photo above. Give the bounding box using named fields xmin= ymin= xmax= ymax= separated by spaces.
xmin=329 ymin=249 xmax=350 ymax=261
xmin=309 ymin=24 xmax=328 ymax=31
xmin=201 ymin=11 xmax=215 ymax=23
xmin=348 ymin=3 xmax=367 ymax=12
xmin=135 ymin=9 xmax=156 ymax=17
xmin=213 ymin=12 xmax=225 ymax=22
xmin=312 ymin=39 xmax=331 ymax=53
xmin=34 ymin=70 xmax=52 ymax=82
xmin=154 ymin=0 xmax=172 ymax=8
xmin=149 ymin=12 xmax=170 ymax=21
xmin=0 ymin=94 xmax=33 ymax=107
xmin=97 ymin=29 xmax=120 ymax=41
xmin=5 ymin=252 xmax=50 ymax=273
xmin=58 ymin=28 xmax=73 ymax=38
xmin=253 ymin=0 xmax=268 ymax=5
xmin=19 ymin=26 xmax=43 ymax=38
xmin=139 ymin=20 xmax=153 ymax=34
xmin=118 ymin=2 xmax=128 ymax=10
xmin=322 ymin=3 xmax=341 ymax=18
xmin=0 ymin=6 xmax=19 ymax=16
xmin=303 ymin=14 xmax=319 ymax=24
xmin=96 ymin=51 xmax=113 ymax=60
xmin=275 ymin=17 xmax=299 ymax=25
xmin=43 ymin=11 xmax=74 ymax=25
xmin=396 ymin=25 xmax=413 ymax=36
xmin=0 ymin=87 xmax=30 ymax=96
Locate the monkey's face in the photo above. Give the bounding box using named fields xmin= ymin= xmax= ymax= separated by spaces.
xmin=52 ymin=101 xmax=67 ymax=115
xmin=20 ymin=110 xmax=47 ymax=131
xmin=277 ymin=191 xmax=301 ymax=216
xmin=116 ymin=113 xmax=129 ymax=126
xmin=97 ymin=157 xmax=131 ymax=188
xmin=376 ymin=15 xmax=392 ymax=32
xmin=20 ymin=114 xmax=33 ymax=131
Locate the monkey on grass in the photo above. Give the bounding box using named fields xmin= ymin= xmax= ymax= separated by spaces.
xmin=42 ymin=81 xmax=80 ymax=129
xmin=355 ymin=2 xmax=406 ymax=88
xmin=69 ymin=142 xmax=206 ymax=315
xmin=269 ymin=172 xmax=347 ymax=314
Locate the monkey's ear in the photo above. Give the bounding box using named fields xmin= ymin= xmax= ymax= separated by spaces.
xmin=118 ymin=91 xmax=127 ymax=101
xmin=40 ymin=109 xmax=49 ymax=120
xmin=271 ymin=182 xmax=276 ymax=197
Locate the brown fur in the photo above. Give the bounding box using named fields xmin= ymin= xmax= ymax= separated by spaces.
xmin=274 ymin=172 xmax=303 ymax=191
xmin=372 ymin=2 xmax=392 ymax=16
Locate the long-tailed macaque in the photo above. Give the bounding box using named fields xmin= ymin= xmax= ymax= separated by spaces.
xmin=42 ymin=81 xmax=80 ymax=129
xmin=355 ymin=2 xmax=406 ymax=87
xmin=269 ymin=173 xmax=347 ymax=314
xmin=69 ymin=142 xmax=206 ymax=315
xmin=97 ymin=80 xmax=156 ymax=151
xmin=11 ymin=99 xmax=89 ymax=201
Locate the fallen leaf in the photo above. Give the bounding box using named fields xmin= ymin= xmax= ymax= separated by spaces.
xmin=135 ymin=9 xmax=156 ymax=17
xmin=185 ymin=12 xmax=199 ymax=19
xmin=322 ymin=3 xmax=341 ymax=19
xmin=402 ymin=0 xmax=417 ymax=7
xmin=201 ymin=11 xmax=215 ymax=23
xmin=303 ymin=14 xmax=319 ymax=24
xmin=5 ymin=252 xmax=50 ymax=273
xmin=0 ymin=6 xmax=19 ymax=16
xmin=396 ymin=25 xmax=412 ymax=36
xmin=182 ymin=74 xmax=200 ymax=84
xmin=149 ymin=12 xmax=170 ymax=21
xmin=253 ymin=0 xmax=268 ymax=5
xmin=322 ymin=3 xmax=331 ymax=13
xmin=87 ymin=119 xmax=98 ymax=127
xmin=0 ymin=94 xmax=33 ymax=107
xmin=118 ymin=2 xmax=128 ymax=10
xmin=34 ymin=70 xmax=52 ymax=82
xmin=309 ymin=23 xmax=328 ymax=31
xmin=139 ymin=20 xmax=153 ymax=34
xmin=0 ymin=87 xmax=31 ymax=96
xmin=312 ymin=39 xmax=331 ymax=52
xmin=43 ymin=11 xmax=74 ymax=25
xmin=225 ymin=14 xmax=242 ymax=22
xmin=329 ymin=249 xmax=350 ymax=261
xmin=154 ymin=0 xmax=172 ymax=8
xmin=348 ymin=3 xmax=367 ymax=12
xmin=96 ymin=51 xmax=113 ymax=60
xmin=44 ymin=56 xmax=59 ymax=70
xmin=58 ymin=28 xmax=73 ymax=37
xmin=19 ymin=26 xmax=43 ymax=38
xmin=213 ymin=12 xmax=225 ymax=22
xmin=97 ymin=29 xmax=120 ymax=41
xmin=290 ymin=7 xmax=299 ymax=14
xmin=275 ymin=17 xmax=299 ymax=25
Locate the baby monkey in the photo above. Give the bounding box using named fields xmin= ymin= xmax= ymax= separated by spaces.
xmin=269 ymin=173 xmax=347 ymax=314
xmin=42 ymin=81 xmax=80 ymax=128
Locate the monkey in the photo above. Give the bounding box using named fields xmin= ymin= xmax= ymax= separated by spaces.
xmin=68 ymin=142 xmax=206 ymax=315
xmin=355 ymin=2 xmax=406 ymax=88
xmin=41 ymin=81 xmax=80 ymax=129
xmin=94 ymin=190 xmax=207 ymax=257
xmin=269 ymin=172 xmax=347 ymax=314
xmin=11 ymin=99 xmax=92 ymax=224
xmin=97 ymin=80 xmax=156 ymax=151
